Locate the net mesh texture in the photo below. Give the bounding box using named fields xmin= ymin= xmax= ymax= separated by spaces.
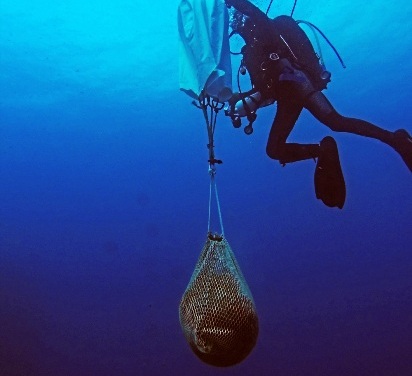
xmin=179 ymin=236 xmax=259 ymax=367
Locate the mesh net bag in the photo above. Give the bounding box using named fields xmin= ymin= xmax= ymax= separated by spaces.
xmin=179 ymin=235 xmax=259 ymax=367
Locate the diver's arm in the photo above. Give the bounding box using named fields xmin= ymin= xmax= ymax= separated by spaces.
xmin=225 ymin=0 xmax=268 ymax=24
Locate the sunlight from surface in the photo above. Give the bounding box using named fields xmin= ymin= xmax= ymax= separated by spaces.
xmin=1 ymin=0 xmax=411 ymax=109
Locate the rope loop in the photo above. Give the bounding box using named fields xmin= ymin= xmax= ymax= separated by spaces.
xmin=194 ymin=93 xmax=225 ymax=169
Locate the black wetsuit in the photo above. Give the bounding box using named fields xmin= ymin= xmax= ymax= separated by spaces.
xmin=227 ymin=0 xmax=394 ymax=165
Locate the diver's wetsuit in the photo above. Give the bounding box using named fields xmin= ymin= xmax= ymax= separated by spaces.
xmin=226 ymin=0 xmax=395 ymax=165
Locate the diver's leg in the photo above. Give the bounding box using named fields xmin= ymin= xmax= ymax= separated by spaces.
xmin=266 ymin=99 xmax=319 ymax=165
xmin=305 ymin=91 xmax=393 ymax=141
xmin=305 ymin=91 xmax=412 ymax=171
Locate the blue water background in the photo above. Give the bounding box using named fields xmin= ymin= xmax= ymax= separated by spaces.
xmin=1 ymin=0 xmax=411 ymax=375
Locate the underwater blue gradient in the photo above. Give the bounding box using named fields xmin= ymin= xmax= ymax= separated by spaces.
xmin=1 ymin=0 xmax=411 ymax=375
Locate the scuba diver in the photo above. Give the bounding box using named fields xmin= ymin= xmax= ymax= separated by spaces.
xmin=224 ymin=0 xmax=412 ymax=209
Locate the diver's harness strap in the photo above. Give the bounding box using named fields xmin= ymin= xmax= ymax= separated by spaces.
xmin=192 ymin=94 xmax=225 ymax=238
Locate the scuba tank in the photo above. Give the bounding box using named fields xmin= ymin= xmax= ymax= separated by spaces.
xmin=231 ymin=91 xmax=274 ymax=117
xmin=234 ymin=91 xmax=261 ymax=117
xmin=224 ymin=91 xmax=275 ymax=135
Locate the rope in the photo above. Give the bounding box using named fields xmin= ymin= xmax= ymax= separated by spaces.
xmin=290 ymin=0 xmax=298 ymax=17
xmin=265 ymin=0 xmax=298 ymax=17
xmin=196 ymin=95 xmax=223 ymax=166
xmin=208 ymin=173 xmax=225 ymax=236
xmin=208 ymin=174 xmax=213 ymax=233
xmin=265 ymin=0 xmax=274 ymax=15
xmin=214 ymin=177 xmax=225 ymax=236
xmin=193 ymin=93 xmax=225 ymax=237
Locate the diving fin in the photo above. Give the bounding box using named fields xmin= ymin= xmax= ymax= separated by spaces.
xmin=391 ymin=129 xmax=412 ymax=172
xmin=314 ymin=136 xmax=346 ymax=209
